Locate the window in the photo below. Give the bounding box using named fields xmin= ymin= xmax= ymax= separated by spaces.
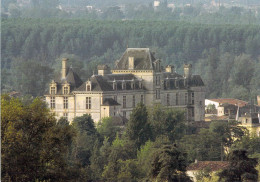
xmin=87 ymin=85 xmax=91 ymax=91
xmin=123 ymin=111 xmax=126 ymax=118
xmin=167 ymin=94 xmax=170 ymax=106
xmin=63 ymin=87 xmax=68 ymax=94
xmin=86 ymin=97 xmax=91 ymax=109
xmin=51 ymin=87 xmax=55 ymax=95
xmin=156 ymin=89 xmax=160 ymax=99
xmin=63 ymin=97 xmax=68 ymax=109
xmin=50 ymin=97 xmax=55 ymax=109
xmin=141 ymin=95 xmax=144 ymax=104
xmin=176 ymin=93 xmax=179 ymax=105
xmin=133 ymin=95 xmax=135 ymax=107
xmin=192 ymin=92 xmax=194 ymax=105
xmin=185 ymin=93 xmax=188 ymax=105
xmin=63 ymin=112 xmax=68 ymax=121
xmin=192 ymin=108 xmax=194 ymax=117
xmin=156 ymin=76 xmax=160 ymax=86
xmin=123 ymin=96 xmax=126 ymax=108
xmin=122 ymin=82 xmax=126 ymax=90
xmin=114 ymin=95 xmax=117 ymax=101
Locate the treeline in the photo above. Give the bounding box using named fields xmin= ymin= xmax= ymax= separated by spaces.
xmin=2 ymin=19 xmax=260 ymax=99
xmin=3 ymin=0 xmax=260 ymax=25
xmin=2 ymin=96 xmax=260 ymax=181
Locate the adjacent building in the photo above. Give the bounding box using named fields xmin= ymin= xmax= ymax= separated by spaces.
xmin=45 ymin=48 xmax=205 ymax=123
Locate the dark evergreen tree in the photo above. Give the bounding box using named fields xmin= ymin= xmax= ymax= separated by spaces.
xmin=218 ymin=150 xmax=258 ymax=182
xmin=150 ymin=145 xmax=192 ymax=182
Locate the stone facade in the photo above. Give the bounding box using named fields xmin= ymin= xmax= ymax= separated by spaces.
xmin=45 ymin=48 xmax=205 ymax=123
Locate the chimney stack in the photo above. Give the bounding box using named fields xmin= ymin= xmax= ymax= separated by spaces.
xmin=165 ymin=65 xmax=174 ymax=73
xmin=128 ymin=57 xmax=135 ymax=69
xmin=62 ymin=58 xmax=68 ymax=79
xmin=97 ymin=64 xmax=110 ymax=76
xmin=184 ymin=64 xmax=192 ymax=78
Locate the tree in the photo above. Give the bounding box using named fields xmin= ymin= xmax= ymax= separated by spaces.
xmin=150 ymin=144 xmax=192 ymax=182
xmin=1 ymin=95 xmax=77 ymax=181
xmin=209 ymin=121 xmax=246 ymax=149
xmin=102 ymin=136 xmax=136 ymax=181
xmin=72 ymin=114 xmax=99 ymax=167
xmin=97 ymin=117 xmax=121 ymax=143
xmin=149 ymin=104 xmax=186 ymax=141
xmin=218 ymin=150 xmax=258 ymax=182
xmin=125 ymin=103 xmax=152 ymax=149
xmin=11 ymin=59 xmax=53 ymax=96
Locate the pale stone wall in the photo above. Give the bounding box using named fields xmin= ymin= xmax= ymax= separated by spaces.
xmin=75 ymin=93 xmax=102 ymax=122
xmin=192 ymin=87 xmax=206 ymax=122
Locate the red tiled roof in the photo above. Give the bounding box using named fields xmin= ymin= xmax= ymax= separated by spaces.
xmin=208 ymin=98 xmax=248 ymax=107
xmin=187 ymin=161 xmax=229 ymax=171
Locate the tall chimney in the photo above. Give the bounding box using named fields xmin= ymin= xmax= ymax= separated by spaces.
xmin=166 ymin=65 xmax=174 ymax=73
xmin=62 ymin=58 xmax=68 ymax=79
xmin=184 ymin=64 xmax=192 ymax=78
xmin=128 ymin=57 xmax=135 ymax=70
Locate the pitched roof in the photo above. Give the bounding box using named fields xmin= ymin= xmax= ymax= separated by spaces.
xmin=76 ymin=74 xmax=144 ymax=92
xmin=162 ymin=73 xmax=204 ymax=89
xmin=208 ymin=98 xmax=248 ymax=107
xmin=111 ymin=115 xmax=128 ymax=126
xmin=102 ymin=98 xmax=120 ymax=106
xmin=114 ymin=48 xmax=155 ymax=70
xmin=187 ymin=161 xmax=229 ymax=171
xmin=64 ymin=68 xmax=83 ymax=88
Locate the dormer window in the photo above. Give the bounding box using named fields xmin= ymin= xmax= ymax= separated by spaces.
xmin=86 ymin=80 xmax=92 ymax=91
xmin=51 ymin=87 xmax=56 ymax=95
xmin=122 ymin=81 xmax=126 ymax=90
xmin=131 ymin=80 xmax=135 ymax=90
xmin=113 ymin=80 xmax=117 ymax=90
xmin=139 ymin=80 xmax=143 ymax=89
xmin=87 ymin=85 xmax=91 ymax=91
xmin=49 ymin=80 xmax=57 ymax=95
xmin=64 ymin=87 xmax=69 ymax=94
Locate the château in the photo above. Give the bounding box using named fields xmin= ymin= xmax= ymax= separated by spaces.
xmin=45 ymin=48 xmax=205 ymax=123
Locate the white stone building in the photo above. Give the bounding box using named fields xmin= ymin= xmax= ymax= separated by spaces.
xmin=45 ymin=48 xmax=205 ymax=123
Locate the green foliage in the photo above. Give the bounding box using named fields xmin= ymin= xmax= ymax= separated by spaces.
xmin=2 ymin=19 xmax=260 ymax=99
xmin=149 ymin=104 xmax=186 ymax=141
xmin=125 ymin=103 xmax=152 ymax=149
xmin=180 ymin=129 xmax=222 ymax=162
xmin=71 ymin=114 xmax=99 ymax=167
xmin=209 ymin=121 xmax=246 ymax=148
xmin=218 ymin=150 xmax=258 ymax=182
xmin=10 ymin=59 xmax=53 ymax=96
xmin=1 ymin=95 xmax=77 ymax=181
xmin=150 ymin=144 xmax=192 ymax=182
xmin=232 ymin=135 xmax=260 ymax=157
xmin=179 ymin=121 xmax=247 ymax=162
xmin=97 ymin=117 xmax=121 ymax=143
xmin=194 ymin=167 xmax=211 ymax=182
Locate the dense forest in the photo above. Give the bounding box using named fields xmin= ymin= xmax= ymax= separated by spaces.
xmin=2 ymin=96 xmax=260 ymax=181
xmin=2 ymin=19 xmax=260 ymax=100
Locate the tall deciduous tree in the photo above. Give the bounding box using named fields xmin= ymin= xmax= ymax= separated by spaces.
xmin=1 ymin=95 xmax=76 ymax=181
xmin=125 ymin=103 xmax=152 ymax=149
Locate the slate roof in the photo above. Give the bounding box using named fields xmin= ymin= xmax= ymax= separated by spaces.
xmin=102 ymin=98 xmax=120 ymax=106
xmin=162 ymin=73 xmax=204 ymax=89
xmin=111 ymin=115 xmax=128 ymax=126
xmin=114 ymin=48 xmax=155 ymax=70
xmin=52 ymin=68 xmax=83 ymax=94
xmin=187 ymin=161 xmax=229 ymax=171
xmin=76 ymin=73 xmax=144 ymax=92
